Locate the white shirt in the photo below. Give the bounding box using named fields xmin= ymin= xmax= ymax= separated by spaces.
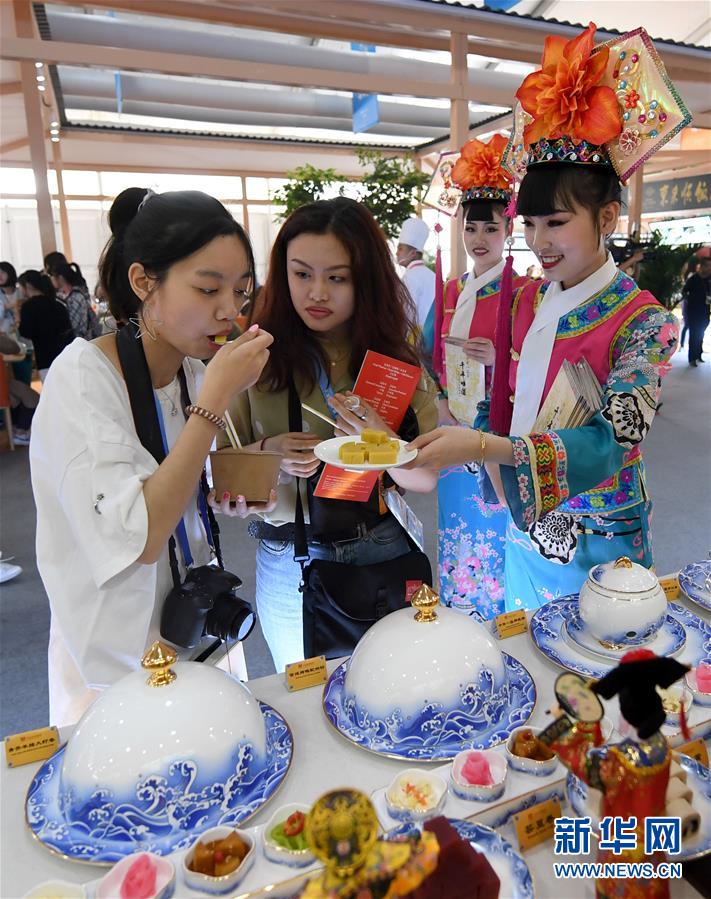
xmin=402 ymin=260 xmax=436 ymax=327
xmin=449 ymin=259 xmax=506 ymax=340
xmin=30 ymin=339 xmax=212 ymax=726
xmin=510 ymin=254 xmax=618 ymax=436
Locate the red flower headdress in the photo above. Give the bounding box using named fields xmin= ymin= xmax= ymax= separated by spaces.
xmin=451 ymin=134 xmax=513 ymax=203
xmin=502 ymin=23 xmax=692 ymax=183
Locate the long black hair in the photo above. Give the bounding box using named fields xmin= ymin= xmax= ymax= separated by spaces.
xmin=517 ymin=165 xmax=622 ymax=239
xmin=18 ymin=269 xmax=55 ymax=301
xmin=99 ymin=188 xmax=254 ymax=325
xmin=0 ymin=261 xmax=17 ymax=290
xmin=256 ymin=197 xmax=419 ymax=392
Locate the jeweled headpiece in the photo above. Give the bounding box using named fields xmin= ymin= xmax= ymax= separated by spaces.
xmin=503 ymin=23 xmax=692 ymax=183
xmin=423 ymin=133 xmax=513 ymax=215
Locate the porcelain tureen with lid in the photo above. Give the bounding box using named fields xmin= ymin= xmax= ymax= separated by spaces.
xmin=323 ymin=587 xmax=535 ymax=760
xmin=26 ymin=643 xmax=293 ymax=862
xmin=578 ymin=556 xmax=667 ymax=649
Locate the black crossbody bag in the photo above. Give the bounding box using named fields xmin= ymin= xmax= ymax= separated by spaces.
xmin=288 ymin=381 xmax=432 ymax=659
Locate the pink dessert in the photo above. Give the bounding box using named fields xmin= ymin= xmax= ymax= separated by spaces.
xmin=120 ymin=856 xmax=157 ymax=899
xmin=96 ymin=852 xmax=174 ymax=899
xmin=461 ymin=751 xmax=494 ymax=786
xmin=697 ymin=661 xmax=711 ymax=693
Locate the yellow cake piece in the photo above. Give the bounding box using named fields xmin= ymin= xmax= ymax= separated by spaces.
xmin=367 ymin=445 xmax=399 ymax=465
xmin=361 ymin=428 xmax=389 ymax=445
xmin=339 ymin=441 xmax=366 ymax=464
xmin=213 ymin=334 xmax=228 ymax=345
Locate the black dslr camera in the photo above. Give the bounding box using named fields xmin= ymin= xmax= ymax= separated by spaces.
xmin=160 ymin=565 xmax=256 ymax=649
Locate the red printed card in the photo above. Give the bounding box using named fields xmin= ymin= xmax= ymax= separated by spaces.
xmin=314 ymin=351 xmax=422 ymax=501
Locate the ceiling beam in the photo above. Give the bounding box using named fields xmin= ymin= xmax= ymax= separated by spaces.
xmin=0 ymin=80 xmax=22 ymax=95
xmin=1 ymin=35 xmax=486 ymax=100
xmin=40 ymin=0 xmax=534 ymax=62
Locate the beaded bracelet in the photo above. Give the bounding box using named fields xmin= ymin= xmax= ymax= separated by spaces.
xmin=185 ymin=404 xmax=227 ymax=431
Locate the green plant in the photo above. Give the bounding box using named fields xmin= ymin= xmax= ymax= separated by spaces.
xmin=271 ymin=164 xmax=343 ymax=220
xmin=635 ymin=230 xmax=703 ymax=309
xmin=356 ymin=149 xmax=430 ymax=239
xmin=270 ymin=151 xmax=429 ymax=237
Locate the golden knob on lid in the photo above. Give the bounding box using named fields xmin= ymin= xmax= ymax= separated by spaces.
xmin=613 ymin=556 xmax=634 ymax=569
xmin=141 ymin=641 xmax=177 ymax=687
xmin=412 ymin=584 xmax=440 ymax=623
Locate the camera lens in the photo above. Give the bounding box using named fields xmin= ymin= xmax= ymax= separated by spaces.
xmin=205 ymin=595 xmax=256 ymax=643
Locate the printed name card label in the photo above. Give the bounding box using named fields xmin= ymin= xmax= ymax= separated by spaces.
xmin=675 ymin=738 xmax=709 ymax=769
xmin=285 ymin=656 xmax=328 ymax=692
xmin=495 ymin=609 xmax=528 ymax=640
xmin=5 ymin=726 xmax=60 ymax=768
xmin=659 ymin=576 xmax=680 ymax=601
xmin=514 ymin=796 xmax=562 ymax=852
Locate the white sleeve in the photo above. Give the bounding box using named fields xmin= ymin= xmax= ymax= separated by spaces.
xmin=31 ymin=344 xmax=157 ymax=588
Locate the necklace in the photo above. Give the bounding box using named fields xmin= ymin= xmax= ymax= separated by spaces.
xmin=327 ymin=347 xmax=349 ymax=367
xmin=157 ymin=383 xmax=179 ymax=416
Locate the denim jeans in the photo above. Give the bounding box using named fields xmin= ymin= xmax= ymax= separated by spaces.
xmin=255 ymin=516 xmax=410 ymax=672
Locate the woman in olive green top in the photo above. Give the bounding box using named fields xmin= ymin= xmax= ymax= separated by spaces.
xmin=221 ymin=198 xmax=437 ymax=671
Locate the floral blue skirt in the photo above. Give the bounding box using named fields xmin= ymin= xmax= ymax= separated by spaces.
xmin=437 ymin=464 xmax=507 ymax=620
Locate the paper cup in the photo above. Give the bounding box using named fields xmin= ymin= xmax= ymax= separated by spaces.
xmin=210 ymin=448 xmax=282 ymax=503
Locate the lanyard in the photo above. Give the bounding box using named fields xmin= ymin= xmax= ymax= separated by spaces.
xmin=314 ymin=358 xmax=339 ymax=421
xmin=153 ymin=392 xmax=213 ymax=569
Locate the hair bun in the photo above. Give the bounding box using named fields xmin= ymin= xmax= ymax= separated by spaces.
xmin=108 ymin=187 xmax=149 ymax=237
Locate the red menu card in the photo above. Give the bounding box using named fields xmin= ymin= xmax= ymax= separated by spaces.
xmin=313 ymin=351 xmax=422 ymax=501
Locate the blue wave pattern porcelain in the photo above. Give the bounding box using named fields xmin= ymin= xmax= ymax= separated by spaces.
xmin=386 ymin=820 xmax=533 ymax=898
xmin=566 ymin=602 xmax=686 ymax=661
xmin=323 ymin=654 xmax=535 ymax=761
xmin=26 ymin=704 xmax=292 ymax=864
xmin=531 ymin=597 xmax=710 ymax=679
xmin=566 ymin=754 xmax=711 ymax=862
xmin=679 ymin=561 xmax=711 ymax=613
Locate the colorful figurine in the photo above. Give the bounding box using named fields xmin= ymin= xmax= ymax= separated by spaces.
xmin=541 ymin=651 xmax=690 ymax=899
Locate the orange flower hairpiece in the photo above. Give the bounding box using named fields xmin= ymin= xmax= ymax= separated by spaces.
xmin=516 ymin=22 xmax=622 ymax=148
xmin=451 ymin=134 xmax=512 ymax=192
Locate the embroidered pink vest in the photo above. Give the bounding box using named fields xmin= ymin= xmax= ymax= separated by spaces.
xmin=508 ymin=272 xmax=662 ymax=513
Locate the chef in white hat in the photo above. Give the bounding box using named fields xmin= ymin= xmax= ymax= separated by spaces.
xmin=396 ymin=217 xmax=436 ymax=328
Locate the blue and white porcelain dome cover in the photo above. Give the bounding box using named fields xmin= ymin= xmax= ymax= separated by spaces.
xmin=343 ymin=586 xmax=507 ymax=720
xmin=60 ymin=643 xmax=267 ymax=820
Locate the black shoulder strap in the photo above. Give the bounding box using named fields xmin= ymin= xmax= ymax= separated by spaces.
xmin=116 ymin=321 xmax=166 ymax=465
xmin=287 ymin=378 xmax=310 ymax=566
xmin=115 ymin=322 xmax=190 ymax=586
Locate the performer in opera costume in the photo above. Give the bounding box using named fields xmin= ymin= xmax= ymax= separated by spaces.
xmin=541 ymin=652 xmax=690 ymax=899
xmin=408 ymin=23 xmax=691 ymax=611
xmin=434 ymin=136 xmax=524 ymax=618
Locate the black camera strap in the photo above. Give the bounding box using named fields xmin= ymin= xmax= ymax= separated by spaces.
xmin=115 ymin=322 xmax=223 ymax=591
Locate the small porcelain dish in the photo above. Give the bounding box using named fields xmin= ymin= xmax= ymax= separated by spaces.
xmin=23 ymin=882 xmax=86 ymax=899
xmin=384 ymin=769 xmax=447 ymax=822
xmin=658 ymin=685 xmax=694 ymax=728
xmin=450 ymin=749 xmax=508 ymax=801
xmin=182 ymin=826 xmax=255 ymax=895
xmin=686 ymin=667 xmax=711 ymax=707
xmin=505 ymin=727 xmax=559 ymax=777
xmin=262 ymin=803 xmax=315 ymax=868
xmin=578 ymin=556 xmax=667 ymax=648
xmin=95 ymin=852 xmax=175 ymax=899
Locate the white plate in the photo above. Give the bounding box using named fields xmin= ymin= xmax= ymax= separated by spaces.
xmin=314 ymin=435 xmax=417 ymax=471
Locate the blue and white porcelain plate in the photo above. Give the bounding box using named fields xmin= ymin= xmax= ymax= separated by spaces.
xmin=25 ymin=703 xmax=293 ymax=866
xmin=531 ymin=597 xmax=710 ymax=679
xmin=322 ymin=653 xmax=535 ymax=761
xmin=679 ymin=561 xmax=711 ymax=613
xmin=565 ymin=601 xmax=686 ymax=661
xmin=386 ymin=819 xmax=533 ymax=898
xmin=566 ymin=753 xmax=711 ymax=862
